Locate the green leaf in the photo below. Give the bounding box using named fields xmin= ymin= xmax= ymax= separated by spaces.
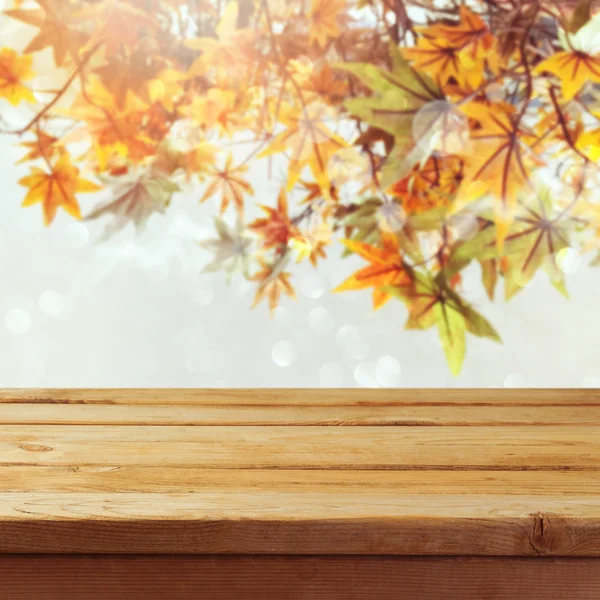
xmin=340 ymin=197 xmax=382 ymax=256
xmin=85 ymin=175 xmax=178 ymax=239
xmin=445 ymin=222 xmax=497 ymax=277
xmin=501 ymin=195 xmax=571 ymax=300
xmin=335 ymin=53 xmax=441 ymax=139
xmin=198 ymin=217 xmax=253 ymax=282
xmin=436 ymin=302 xmax=466 ymax=376
xmin=461 ymin=304 xmax=502 ymax=343
xmin=567 ymin=0 xmax=592 ymax=33
xmin=479 ymin=259 xmax=498 ymax=301
xmin=406 ymin=206 xmax=449 ymax=232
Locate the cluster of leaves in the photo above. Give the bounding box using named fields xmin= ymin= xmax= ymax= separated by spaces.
xmin=2 ymin=0 xmax=600 ymax=373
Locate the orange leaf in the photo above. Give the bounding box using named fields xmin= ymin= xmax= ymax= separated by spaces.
xmin=334 ymin=235 xmax=412 ymax=309
xmin=0 ymin=48 xmax=35 ymax=105
xmin=18 ymin=153 xmax=100 ymax=225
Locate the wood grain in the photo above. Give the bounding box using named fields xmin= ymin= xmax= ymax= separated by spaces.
xmin=2 ymin=403 xmax=600 ymax=425
xmin=1 ymin=556 xmax=600 ymax=600
xmin=1 ymin=388 xmax=599 ymax=405
xmin=2 ymin=389 xmax=600 ymax=557
xmin=1 ymin=425 xmax=598 ymax=469
xmin=1 ymin=491 xmax=600 ymax=554
xmin=3 ymin=466 xmax=600 ymax=494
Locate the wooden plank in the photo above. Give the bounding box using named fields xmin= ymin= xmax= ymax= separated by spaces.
xmin=3 ymin=466 xmax=600 ymax=494
xmin=3 ymin=403 xmax=600 ymax=425
xmin=0 ymin=425 xmax=598 ymax=469
xmin=1 ymin=556 xmax=600 ymax=600
xmin=1 ymin=388 xmax=599 ymax=406
xmin=0 ymin=491 xmax=600 ymax=554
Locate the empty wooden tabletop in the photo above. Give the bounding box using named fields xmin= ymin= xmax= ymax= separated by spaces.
xmin=1 ymin=388 xmax=600 ymax=555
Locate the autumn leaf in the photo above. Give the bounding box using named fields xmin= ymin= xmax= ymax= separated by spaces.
xmin=199 ymin=154 xmax=254 ymax=214
xmin=199 ymin=217 xmax=254 ymax=281
xmin=258 ymin=102 xmax=346 ymax=193
xmin=67 ymin=77 xmax=155 ymax=168
xmin=85 ymin=175 xmax=179 ymax=238
xmin=337 ymin=47 xmax=442 ymax=142
xmin=0 ymin=47 xmax=35 ymax=105
xmin=334 ymin=232 xmax=413 ymax=309
xmin=534 ymin=13 xmax=600 ymax=100
xmin=339 ymin=197 xmax=383 ymax=254
xmin=308 ymin=0 xmax=346 ymax=48
xmin=250 ymin=259 xmax=296 ymax=314
xmin=249 ymin=188 xmax=297 ymax=250
xmin=19 ymin=153 xmax=100 ymax=225
xmin=289 ymin=221 xmax=332 ymax=266
xmin=536 ymin=51 xmax=600 ymax=101
xmin=5 ymin=0 xmax=87 ymax=66
xmin=407 ymin=6 xmax=499 ymax=89
xmin=17 ymin=131 xmax=60 ymax=163
xmin=386 ymin=273 xmax=501 ymax=375
xmin=388 ymin=155 xmax=463 ymax=215
xmin=500 ymin=188 xmax=573 ymax=299
xmin=454 ymin=103 xmax=540 ymax=244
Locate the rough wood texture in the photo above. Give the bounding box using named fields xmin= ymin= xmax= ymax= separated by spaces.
xmin=1 ymin=389 xmax=600 ymax=555
xmin=1 ymin=556 xmax=600 ymax=600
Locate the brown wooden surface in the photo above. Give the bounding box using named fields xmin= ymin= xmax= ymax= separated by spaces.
xmin=1 ymin=555 xmax=600 ymax=600
xmin=1 ymin=389 xmax=600 ymax=555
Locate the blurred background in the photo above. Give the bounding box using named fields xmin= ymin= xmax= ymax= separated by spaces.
xmin=1 ymin=125 xmax=599 ymax=389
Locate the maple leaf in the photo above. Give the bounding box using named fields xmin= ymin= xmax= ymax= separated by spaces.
xmin=308 ymin=0 xmax=346 ymax=48
xmin=454 ymin=103 xmax=540 ymax=242
xmin=500 ymin=188 xmax=574 ymax=299
xmin=258 ymin=102 xmax=346 ymax=193
xmin=339 ymin=197 xmax=383 ymax=253
xmin=388 ymin=155 xmax=463 ymax=215
xmin=534 ymin=13 xmax=600 ymax=101
xmin=249 ymin=188 xmax=297 ymax=250
xmin=17 ymin=131 xmax=60 ymax=163
xmin=199 ymin=154 xmax=254 ymax=214
xmin=289 ymin=221 xmax=332 ymax=266
xmin=386 ymin=273 xmax=501 ymax=375
xmin=535 ymin=51 xmax=600 ymax=101
xmin=302 ymin=63 xmax=348 ymax=104
xmin=68 ymin=77 xmax=154 ymax=167
xmin=199 ymin=217 xmax=254 ymax=281
xmin=250 ymin=259 xmax=296 ymax=314
xmin=5 ymin=0 xmax=87 ymax=66
xmin=186 ymin=88 xmax=245 ymax=136
xmin=334 ymin=232 xmax=413 ymax=309
xmin=73 ymin=0 xmax=159 ymax=54
xmin=338 ymin=48 xmax=441 ymax=139
xmin=85 ymin=175 xmax=179 ymax=238
xmin=18 ymin=153 xmax=100 ymax=225
xmin=0 ymin=47 xmax=35 ymax=105
xmin=410 ymin=6 xmax=499 ymax=89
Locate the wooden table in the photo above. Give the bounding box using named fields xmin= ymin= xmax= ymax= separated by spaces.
xmin=1 ymin=389 xmax=600 ymax=599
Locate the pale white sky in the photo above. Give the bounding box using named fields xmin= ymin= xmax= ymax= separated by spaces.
xmin=1 ymin=5 xmax=599 ymax=387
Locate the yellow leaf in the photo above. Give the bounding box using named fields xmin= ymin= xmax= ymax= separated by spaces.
xmin=308 ymin=0 xmax=346 ymax=47
xmin=0 ymin=47 xmax=35 ymax=105
xmin=18 ymin=154 xmax=100 ymax=225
